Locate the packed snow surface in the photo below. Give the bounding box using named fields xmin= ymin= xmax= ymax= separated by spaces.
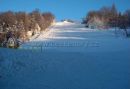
xmin=0 ymin=22 xmax=130 ymax=89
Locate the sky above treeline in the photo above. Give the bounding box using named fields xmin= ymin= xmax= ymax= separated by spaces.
xmin=0 ymin=0 xmax=130 ymax=21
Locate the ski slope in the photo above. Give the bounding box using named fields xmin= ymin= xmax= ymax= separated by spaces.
xmin=0 ymin=21 xmax=130 ymax=89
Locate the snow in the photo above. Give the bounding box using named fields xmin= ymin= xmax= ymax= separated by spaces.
xmin=0 ymin=21 xmax=130 ymax=89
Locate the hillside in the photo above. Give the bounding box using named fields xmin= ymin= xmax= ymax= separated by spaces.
xmin=0 ymin=21 xmax=130 ymax=89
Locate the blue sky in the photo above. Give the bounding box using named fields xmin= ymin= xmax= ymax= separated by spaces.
xmin=0 ymin=0 xmax=130 ymax=21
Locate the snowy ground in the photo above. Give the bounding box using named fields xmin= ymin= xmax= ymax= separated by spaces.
xmin=0 ymin=21 xmax=130 ymax=89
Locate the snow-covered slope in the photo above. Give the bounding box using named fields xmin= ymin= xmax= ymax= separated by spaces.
xmin=0 ymin=22 xmax=130 ymax=89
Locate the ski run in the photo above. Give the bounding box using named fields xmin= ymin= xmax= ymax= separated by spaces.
xmin=0 ymin=21 xmax=130 ymax=89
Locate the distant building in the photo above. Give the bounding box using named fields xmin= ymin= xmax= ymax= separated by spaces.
xmin=1 ymin=31 xmax=19 ymax=48
xmin=62 ymin=19 xmax=74 ymax=23
xmin=7 ymin=37 xmax=16 ymax=48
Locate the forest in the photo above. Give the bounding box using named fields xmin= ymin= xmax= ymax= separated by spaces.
xmin=83 ymin=4 xmax=130 ymax=37
xmin=0 ymin=9 xmax=55 ymax=48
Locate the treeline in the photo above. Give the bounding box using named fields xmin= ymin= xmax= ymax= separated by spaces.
xmin=0 ymin=9 xmax=55 ymax=48
xmin=83 ymin=4 xmax=130 ymax=36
